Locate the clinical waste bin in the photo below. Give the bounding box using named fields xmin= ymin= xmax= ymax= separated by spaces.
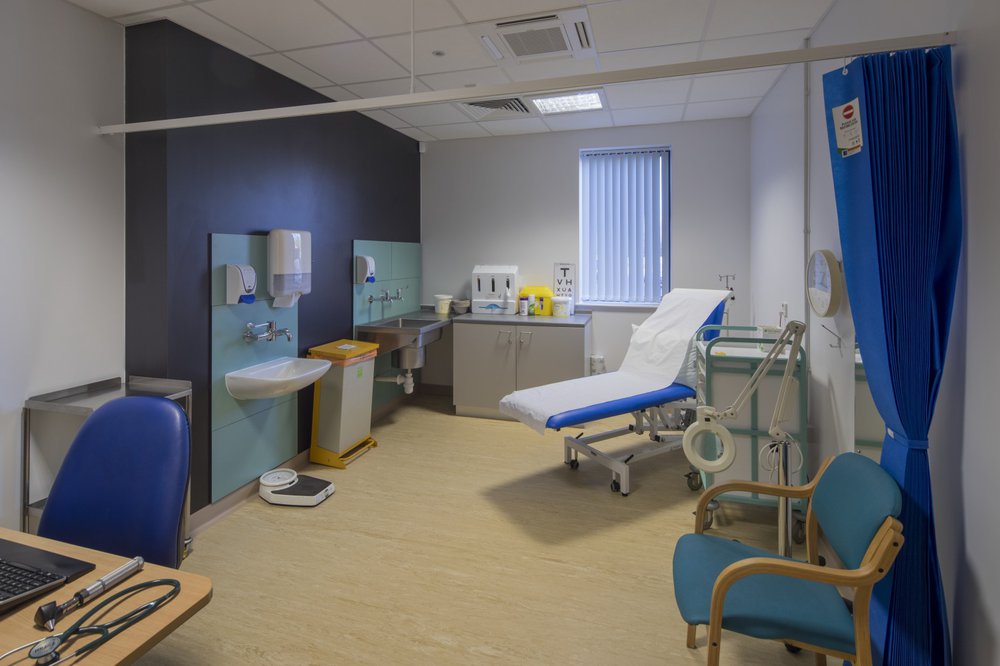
xmin=308 ymin=339 xmax=379 ymax=468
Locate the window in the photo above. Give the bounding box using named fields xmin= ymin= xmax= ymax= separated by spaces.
xmin=579 ymin=146 xmax=670 ymax=304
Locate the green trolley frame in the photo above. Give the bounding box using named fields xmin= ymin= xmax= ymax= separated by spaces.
xmin=692 ymin=325 xmax=809 ymax=534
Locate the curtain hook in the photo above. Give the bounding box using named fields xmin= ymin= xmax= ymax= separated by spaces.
xmin=842 ymin=56 xmax=851 ymax=75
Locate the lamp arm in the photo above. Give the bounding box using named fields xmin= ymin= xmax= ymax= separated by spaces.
xmin=767 ymin=321 xmax=806 ymax=441
xmin=706 ymin=321 xmax=806 ymax=427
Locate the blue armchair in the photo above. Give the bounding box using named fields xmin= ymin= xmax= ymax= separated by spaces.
xmin=673 ymin=453 xmax=903 ymax=666
xmin=38 ymin=396 xmax=190 ymax=568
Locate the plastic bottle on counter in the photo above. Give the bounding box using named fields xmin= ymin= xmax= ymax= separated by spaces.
xmin=528 ymin=294 xmax=536 ymax=316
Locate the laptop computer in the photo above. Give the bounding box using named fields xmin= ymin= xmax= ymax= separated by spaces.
xmin=0 ymin=537 xmax=95 ymax=615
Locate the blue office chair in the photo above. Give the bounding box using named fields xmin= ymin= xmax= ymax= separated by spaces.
xmin=38 ymin=396 xmax=190 ymax=568
xmin=673 ymin=453 xmax=903 ymax=666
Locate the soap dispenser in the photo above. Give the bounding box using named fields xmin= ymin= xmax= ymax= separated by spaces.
xmin=226 ymin=264 xmax=257 ymax=304
xmin=355 ymin=255 xmax=376 ymax=284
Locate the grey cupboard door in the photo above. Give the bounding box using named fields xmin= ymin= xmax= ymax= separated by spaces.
xmin=515 ymin=325 xmax=586 ymax=390
xmin=453 ymin=323 xmax=517 ymax=409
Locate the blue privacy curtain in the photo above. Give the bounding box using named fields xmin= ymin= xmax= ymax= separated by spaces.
xmin=822 ymin=47 xmax=961 ymax=666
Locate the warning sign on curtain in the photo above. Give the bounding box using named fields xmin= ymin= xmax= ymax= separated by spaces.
xmin=554 ymin=263 xmax=575 ymax=300
xmin=832 ymin=98 xmax=863 ymax=157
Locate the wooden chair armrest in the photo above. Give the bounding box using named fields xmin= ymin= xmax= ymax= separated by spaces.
xmin=694 ymin=481 xmax=812 ymax=534
xmin=692 ymin=457 xmax=835 ymax=534
xmin=708 ymin=557 xmax=882 ymax=630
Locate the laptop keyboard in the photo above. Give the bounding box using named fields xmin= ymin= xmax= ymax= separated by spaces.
xmin=0 ymin=558 xmax=65 ymax=610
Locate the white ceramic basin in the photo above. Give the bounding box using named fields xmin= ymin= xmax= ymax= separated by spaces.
xmin=225 ymin=357 xmax=331 ymax=400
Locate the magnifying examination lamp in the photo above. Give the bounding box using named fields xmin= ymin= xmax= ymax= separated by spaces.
xmin=682 ymin=320 xmax=806 ymax=555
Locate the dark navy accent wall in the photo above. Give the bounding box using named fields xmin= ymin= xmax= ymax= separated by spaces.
xmin=125 ymin=21 xmax=420 ymax=511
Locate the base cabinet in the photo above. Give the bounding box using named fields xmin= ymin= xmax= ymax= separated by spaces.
xmin=453 ymin=317 xmax=591 ymax=418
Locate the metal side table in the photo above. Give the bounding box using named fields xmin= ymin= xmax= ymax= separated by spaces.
xmin=21 ymin=376 xmax=193 ymax=547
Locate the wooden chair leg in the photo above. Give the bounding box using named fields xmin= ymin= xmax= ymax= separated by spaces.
xmin=686 ymin=624 xmax=697 ymax=649
xmin=706 ymin=623 xmax=722 ymax=666
xmin=814 ymin=653 xmax=826 ymax=666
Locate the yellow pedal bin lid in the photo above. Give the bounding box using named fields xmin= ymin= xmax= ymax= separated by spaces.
xmin=308 ymin=339 xmax=379 ymax=365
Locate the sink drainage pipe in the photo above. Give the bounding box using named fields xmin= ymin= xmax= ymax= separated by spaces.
xmin=376 ymin=370 xmax=415 ymax=394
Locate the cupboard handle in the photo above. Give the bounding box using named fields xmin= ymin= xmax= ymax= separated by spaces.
xmin=519 ymin=331 xmax=532 ymax=346
xmin=499 ymin=330 xmax=513 ymax=345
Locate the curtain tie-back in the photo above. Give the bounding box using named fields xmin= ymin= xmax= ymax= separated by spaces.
xmin=887 ymin=428 xmax=929 ymax=450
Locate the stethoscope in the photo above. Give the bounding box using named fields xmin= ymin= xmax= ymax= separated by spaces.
xmin=0 ymin=579 xmax=180 ymax=665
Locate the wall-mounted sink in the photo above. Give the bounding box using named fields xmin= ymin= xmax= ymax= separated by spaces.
xmin=355 ymin=312 xmax=450 ymax=356
xmin=225 ymin=356 xmax=331 ymax=400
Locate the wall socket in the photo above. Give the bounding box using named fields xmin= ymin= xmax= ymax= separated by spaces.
xmin=590 ymin=354 xmax=606 ymax=375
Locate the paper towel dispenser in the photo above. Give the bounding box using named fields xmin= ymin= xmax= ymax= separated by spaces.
xmin=269 ymin=229 xmax=311 ymax=308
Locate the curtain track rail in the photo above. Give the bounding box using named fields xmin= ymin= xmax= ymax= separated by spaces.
xmin=97 ymin=31 xmax=954 ymax=136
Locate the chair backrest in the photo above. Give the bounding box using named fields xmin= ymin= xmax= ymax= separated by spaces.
xmin=38 ymin=396 xmax=190 ymax=568
xmin=810 ymin=453 xmax=902 ymax=569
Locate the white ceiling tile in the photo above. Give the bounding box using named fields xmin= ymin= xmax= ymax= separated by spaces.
xmin=605 ymin=78 xmax=692 ymax=109
xmin=396 ymin=127 xmax=436 ymax=141
xmin=683 ymin=97 xmax=761 ymax=121
xmin=589 ymin=0 xmax=710 ymax=52
xmin=421 ymin=123 xmax=492 ymax=140
xmin=699 ymin=29 xmax=810 ymax=60
xmin=419 ymin=67 xmax=511 ymax=91
xmin=373 ymin=26 xmax=496 ymax=75
xmin=343 ymin=78 xmax=430 ymax=98
xmin=599 ymin=43 xmax=702 ymax=71
xmin=706 ymin=0 xmax=834 ymax=40
xmin=612 ymin=105 xmax=685 ymax=127
xmin=503 ymin=56 xmax=597 ymax=82
xmin=362 ymin=110 xmax=411 ymax=129
xmin=319 ymin=0 xmax=464 ymax=38
xmin=449 ymin=0 xmax=573 ymax=23
xmin=288 ymin=41 xmax=409 ymax=84
xmin=118 ymin=6 xmax=270 ymax=54
xmin=198 ymin=0 xmax=359 ymax=51
xmin=66 ymin=0 xmax=176 ymax=18
xmin=251 ymin=54 xmax=332 ymax=87
xmin=543 ymin=110 xmax=614 ymax=131
xmin=480 ymin=117 xmax=549 ymax=135
xmin=314 ymin=85 xmax=359 ymax=100
xmin=388 ymin=103 xmax=471 ymax=126
xmin=688 ymin=68 xmax=783 ymax=102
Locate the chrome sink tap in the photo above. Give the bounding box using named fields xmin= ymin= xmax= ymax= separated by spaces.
xmin=244 ymin=321 xmax=292 ymax=342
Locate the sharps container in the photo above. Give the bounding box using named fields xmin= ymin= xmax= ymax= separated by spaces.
xmin=308 ymin=339 xmax=379 ymax=468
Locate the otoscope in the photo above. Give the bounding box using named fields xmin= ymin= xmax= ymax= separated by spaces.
xmin=34 ymin=557 xmax=144 ymax=631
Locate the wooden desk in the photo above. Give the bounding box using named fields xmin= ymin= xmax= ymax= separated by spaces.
xmin=0 ymin=528 xmax=212 ymax=664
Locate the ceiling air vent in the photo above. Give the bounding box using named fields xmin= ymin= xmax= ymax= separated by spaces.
xmin=474 ymin=8 xmax=596 ymax=64
xmin=459 ymin=97 xmax=533 ymax=121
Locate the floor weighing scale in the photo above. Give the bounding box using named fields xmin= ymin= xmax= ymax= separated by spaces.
xmin=258 ymin=468 xmax=334 ymax=507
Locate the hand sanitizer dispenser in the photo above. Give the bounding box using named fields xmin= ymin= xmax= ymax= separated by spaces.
xmin=355 ymin=255 xmax=376 ymax=284
xmin=268 ymin=229 xmax=311 ymax=308
xmin=226 ymin=264 xmax=257 ymax=304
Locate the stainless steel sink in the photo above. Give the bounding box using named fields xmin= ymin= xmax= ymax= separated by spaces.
xmin=355 ymin=312 xmax=450 ymax=357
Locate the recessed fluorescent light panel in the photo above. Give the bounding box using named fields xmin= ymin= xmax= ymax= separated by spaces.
xmin=531 ymin=90 xmax=603 ymax=114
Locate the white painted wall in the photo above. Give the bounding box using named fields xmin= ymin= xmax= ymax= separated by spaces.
xmin=749 ymin=64 xmax=807 ymax=330
xmin=0 ymin=0 xmax=124 ymax=529
xmin=421 ymin=120 xmax=751 ymax=372
xmin=951 ymin=0 xmax=1000 ymax=661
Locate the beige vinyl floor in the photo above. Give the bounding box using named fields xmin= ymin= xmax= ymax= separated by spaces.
xmin=143 ymin=395 xmax=809 ymax=665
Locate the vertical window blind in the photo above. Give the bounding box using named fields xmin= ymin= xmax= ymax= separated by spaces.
xmin=579 ymin=146 xmax=670 ymax=304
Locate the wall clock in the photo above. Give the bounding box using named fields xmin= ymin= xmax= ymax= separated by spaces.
xmin=807 ymin=249 xmax=844 ymax=317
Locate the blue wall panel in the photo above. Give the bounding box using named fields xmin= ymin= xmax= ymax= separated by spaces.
xmin=125 ymin=22 xmax=420 ymax=510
